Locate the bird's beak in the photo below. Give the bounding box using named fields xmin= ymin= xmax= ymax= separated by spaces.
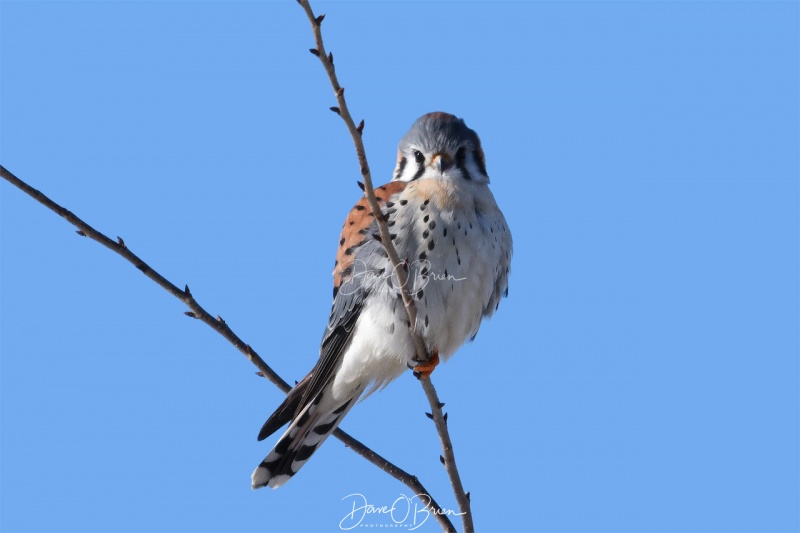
xmin=431 ymin=153 xmax=452 ymax=173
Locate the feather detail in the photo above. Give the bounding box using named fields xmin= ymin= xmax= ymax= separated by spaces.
xmin=252 ymin=387 xmax=361 ymax=489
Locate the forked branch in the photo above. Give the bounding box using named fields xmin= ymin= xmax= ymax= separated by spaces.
xmin=296 ymin=2 xmax=473 ymax=531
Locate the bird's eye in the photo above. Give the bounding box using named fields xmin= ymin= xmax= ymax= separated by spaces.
xmin=455 ymin=147 xmax=466 ymax=163
xmin=413 ymin=150 xmax=425 ymax=164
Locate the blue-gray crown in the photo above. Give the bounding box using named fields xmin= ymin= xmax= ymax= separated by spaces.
xmin=398 ymin=112 xmax=482 ymax=155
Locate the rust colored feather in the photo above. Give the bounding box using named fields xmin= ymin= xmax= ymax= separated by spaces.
xmin=333 ymin=181 xmax=406 ymax=290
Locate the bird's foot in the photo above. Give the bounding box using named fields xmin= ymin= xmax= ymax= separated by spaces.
xmin=412 ymin=349 xmax=440 ymax=379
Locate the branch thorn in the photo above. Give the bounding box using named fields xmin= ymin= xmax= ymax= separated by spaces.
xmin=328 ymin=51 xmax=333 ymax=65
xmin=330 ymin=106 xmax=340 ymax=114
xmin=184 ymin=311 xmax=197 ymax=318
xmin=438 ymin=402 xmax=445 ymax=409
xmin=184 ymin=284 xmax=192 ymax=296
xmin=117 ymin=236 xmax=126 ymax=248
xmin=439 ymin=455 xmax=445 ymax=465
xmin=357 ymin=181 xmax=365 ymax=191
xmin=315 ymin=13 xmax=325 ymax=25
xmin=425 ymin=412 xmax=433 ymax=419
xmin=309 ymin=48 xmax=320 ymax=57
xmin=75 ymin=230 xmax=86 ymax=237
xmin=217 ymin=315 xmax=226 ymax=324
xmin=357 ymin=119 xmax=365 ymax=134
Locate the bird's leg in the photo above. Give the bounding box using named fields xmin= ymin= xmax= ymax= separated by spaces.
xmin=412 ymin=348 xmax=440 ymax=379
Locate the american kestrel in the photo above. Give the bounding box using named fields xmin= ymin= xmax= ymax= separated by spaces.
xmin=252 ymin=112 xmax=512 ymax=489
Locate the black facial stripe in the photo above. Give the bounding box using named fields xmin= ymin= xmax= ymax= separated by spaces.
xmin=455 ymin=146 xmax=472 ymax=180
xmin=394 ymin=157 xmax=407 ymax=180
xmin=473 ymin=149 xmax=487 ymax=176
xmin=455 ymin=147 xmax=466 ymax=164
xmin=411 ymin=161 xmax=426 ymax=181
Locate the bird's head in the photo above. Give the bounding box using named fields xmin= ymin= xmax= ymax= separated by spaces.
xmin=392 ymin=112 xmax=489 ymax=184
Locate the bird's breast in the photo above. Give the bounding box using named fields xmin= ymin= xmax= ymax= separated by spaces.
xmin=389 ymin=179 xmax=510 ymax=358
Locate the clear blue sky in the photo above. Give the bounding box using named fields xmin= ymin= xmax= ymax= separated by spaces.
xmin=1 ymin=1 xmax=798 ymax=532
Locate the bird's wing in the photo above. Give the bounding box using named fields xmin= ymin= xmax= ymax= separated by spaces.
xmin=257 ymin=181 xmax=408 ymax=442
xmin=257 ymin=371 xmax=312 ymax=441
xmin=299 ymin=181 xmax=408 ymax=409
xmin=484 ymin=210 xmax=513 ymax=316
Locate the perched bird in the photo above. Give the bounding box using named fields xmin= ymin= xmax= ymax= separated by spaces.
xmin=252 ymin=112 xmax=512 ymax=489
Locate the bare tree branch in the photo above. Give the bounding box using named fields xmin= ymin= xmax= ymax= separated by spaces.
xmin=0 ymin=164 xmax=456 ymax=533
xmin=296 ymin=2 xmax=473 ymax=531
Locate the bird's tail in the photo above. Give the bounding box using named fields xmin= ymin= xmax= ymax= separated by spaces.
xmin=251 ymin=388 xmax=359 ymax=489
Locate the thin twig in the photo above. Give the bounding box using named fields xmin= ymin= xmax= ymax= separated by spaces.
xmin=296 ymin=1 xmax=424 ymax=359
xmin=0 ymin=167 xmax=286 ymax=390
xmin=420 ymin=380 xmax=471 ymax=525
xmin=334 ymin=430 xmax=456 ymax=533
xmin=296 ymin=2 xmax=473 ymax=531
xmin=0 ymin=164 xmax=455 ymax=533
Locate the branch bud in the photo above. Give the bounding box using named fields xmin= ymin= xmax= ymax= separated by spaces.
xmin=309 ymin=48 xmax=320 ymax=57
xmin=75 ymin=230 xmax=86 ymax=237
xmin=330 ymin=106 xmax=340 ymax=114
